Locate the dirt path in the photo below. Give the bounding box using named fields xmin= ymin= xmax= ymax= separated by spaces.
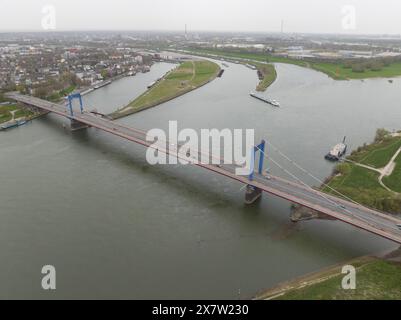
xmin=346 ymin=146 xmax=401 ymax=194
xmin=189 ymin=60 xmax=196 ymax=82
xmin=10 ymin=110 xmax=17 ymax=121
xmin=345 ymin=159 xmax=381 ymax=174
xmin=378 ymin=146 xmax=401 ymax=193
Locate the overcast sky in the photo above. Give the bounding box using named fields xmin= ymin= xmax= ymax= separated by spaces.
xmin=0 ymin=0 xmax=400 ymax=35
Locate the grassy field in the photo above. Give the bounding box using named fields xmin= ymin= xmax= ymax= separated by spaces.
xmin=348 ymin=136 xmax=401 ymax=168
xmin=111 ymin=60 xmax=220 ymax=119
xmin=272 ymin=259 xmax=401 ymax=300
xmin=312 ymin=61 xmax=401 ymax=80
xmin=250 ymin=62 xmax=277 ymax=91
xmin=383 ymin=152 xmax=401 ymax=192
xmin=183 ymin=48 xmax=308 ymax=68
xmin=0 ymin=104 xmax=34 ymax=124
xmin=321 ymin=163 xmax=398 ymax=211
xmin=181 ymin=48 xmax=401 ymax=80
xmin=322 ymin=133 xmax=401 ymax=213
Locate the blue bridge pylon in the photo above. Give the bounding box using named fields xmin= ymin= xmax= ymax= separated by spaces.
xmin=67 ymin=93 xmax=83 ymax=117
xmin=249 ymin=140 xmax=266 ymax=181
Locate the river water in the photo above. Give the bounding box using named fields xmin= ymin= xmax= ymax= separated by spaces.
xmin=1 ymin=61 xmax=400 ymax=299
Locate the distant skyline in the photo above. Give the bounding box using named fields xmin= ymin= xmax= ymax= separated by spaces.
xmin=1 ymin=0 xmax=400 ymax=35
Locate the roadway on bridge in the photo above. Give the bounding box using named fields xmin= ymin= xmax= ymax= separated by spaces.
xmin=6 ymin=92 xmax=401 ymax=245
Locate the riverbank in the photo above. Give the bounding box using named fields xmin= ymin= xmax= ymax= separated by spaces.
xmin=0 ymin=103 xmax=36 ymax=125
xmin=109 ymin=60 xmax=220 ymax=119
xmin=291 ymin=129 xmax=401 ymax=222
xmin=323 ymin=129 xmax=401 ymax=214
xmin=292 ymin=129 xmax=401 ymax=221
xmin=255 ymin=250 xmax=401 ymax=300
xmin=178 ymin=48 xmax=401 ymax=81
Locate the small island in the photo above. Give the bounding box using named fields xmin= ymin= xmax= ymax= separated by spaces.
xmin=252 ymin=62 xmax=277 ymax=92
xmin=110 ymin=60 xmax=220 ymax=119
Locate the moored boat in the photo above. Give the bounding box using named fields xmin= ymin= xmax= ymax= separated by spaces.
xmin=0 ymin=119 xmax=28 ymax=131
xmin=325 ymin=137 xmax=347 ymax=161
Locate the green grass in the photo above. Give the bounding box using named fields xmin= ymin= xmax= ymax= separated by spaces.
xmin=14 ymin=108 xmax=33 ymax=119
xmin=178 ymin=50 xmax=279 ymax=90
xmin=322 ymin=163 xmax=395 ymax=210
xmin=383 ymin=152 xmax=401 ymax=192
xmin=0 ymin=104 xmax=34 ymax=124
xmin=181 ymin=48 xmax=401 ymax=80
xmin=183 ymin=48 xmax=308 ymax=68
xmin=310 ymin=61 xmax=401 ymax=80
xmin=111 ymin=60 xmax=220 ymax=118
xmin=276 ymin=260 xmax=401 ymax=300
xmin=324 ymin=163 xmax=382 ymax=191
xmin=46 ymin=85 xmax=77 ymax=102
xmin=192 ymin=60 xmax=221 ymax=86
xmin=0 ymin=104 xmax=18 ymax=124
xmin=322 ymin=134 xmax=401 ymax=213
xmin=59 ymin=85 xmax=76 ymax=96
xmin=348 ymin=136 xmax=401 ymax=168
xmin=251 ymin=62 xmax=277 ymax=91
xmin=0 ymin=112 xmax=13 ymax=124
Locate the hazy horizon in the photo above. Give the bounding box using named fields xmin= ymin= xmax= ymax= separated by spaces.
xmin=0 ymin=0 xmax=400 ymax=36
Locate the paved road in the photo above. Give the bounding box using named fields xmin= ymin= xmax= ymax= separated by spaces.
xmin=7 ymin=92 xmax=401 ymax=244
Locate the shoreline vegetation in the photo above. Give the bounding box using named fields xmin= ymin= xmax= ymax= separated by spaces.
xmin=255 ymin=252 xmax=401 ymax=300
xmin=178 ymin=47 xmax=401 ymax=81
xmin=0 ymin=103 xmax=37 ymax=126
xmin=109 ymin=60 xmax=220 ymax=119
xmin=283 ymin=130 xmax=401 ymax=299
xmin=293 ymin=129 xmax=401 ymax=221
xmin=323 ymin=129 xmax=401 ymax=214
xmin=251 ymin=62 xmax=277 ymax=92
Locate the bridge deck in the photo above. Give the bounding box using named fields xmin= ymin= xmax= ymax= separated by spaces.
xmin=7 ymin=92 xmax=401 ymax=244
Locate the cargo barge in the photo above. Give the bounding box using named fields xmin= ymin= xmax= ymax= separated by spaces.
xmin=0 ymin=119 xmax=28 ymax=131
xmin=325 ymin=137 xmax=347 ymax=161
xmin=94 ymin=80 xmax=112 ymax=90
xmin=250 ymin=92 xmax=280 ymax=107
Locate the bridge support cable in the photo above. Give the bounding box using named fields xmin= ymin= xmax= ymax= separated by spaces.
xmin=264 ymin=140 xmax=373 ymax=211
xmin=112 ymin=122 xmax=228 ymax=166
xmin=254 ymin=145 xmax=378 ymax=225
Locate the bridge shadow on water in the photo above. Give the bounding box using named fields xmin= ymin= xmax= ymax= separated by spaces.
xmin=33 ymin=115 xmax=389 ymax=258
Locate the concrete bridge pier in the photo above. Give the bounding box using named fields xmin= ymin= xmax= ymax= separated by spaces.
xmin=245 ymin=184 xmax=262 ymax=204
xmin=70 ymin=119 xmax=89 ymax=131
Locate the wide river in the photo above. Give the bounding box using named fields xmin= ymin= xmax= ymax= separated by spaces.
xmin=1 ymin=61 xmax=400 ymax=299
